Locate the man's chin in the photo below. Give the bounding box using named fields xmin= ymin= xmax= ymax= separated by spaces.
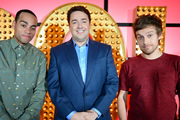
xmin=22 ymin=40 xmax=31 ymax=44
xmin=142 ymin=51 xmax=153 ymax=55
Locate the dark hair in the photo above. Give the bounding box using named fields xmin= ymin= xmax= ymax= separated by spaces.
xmin=15 ymin=9 xmax=37 ymax=22
xmin=133 ymin=14 xmax=162 ymax=38
xmin=67 ymin=6 xmax=91 ymax=24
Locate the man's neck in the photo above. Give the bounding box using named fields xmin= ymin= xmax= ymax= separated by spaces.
xmin=72 ymin=38 xmax=89 ymax=47
xmin=142 ymin=50 xmax=163 ymax=60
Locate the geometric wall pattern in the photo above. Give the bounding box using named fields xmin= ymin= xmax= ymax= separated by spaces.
xmin=0 ymin=4 xmax=168 ymax=120
xmin=34 ymin=2 xmax=126 ymax=120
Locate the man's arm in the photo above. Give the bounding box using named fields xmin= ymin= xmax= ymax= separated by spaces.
xmin=47 ymin=49 xmax=76 ymax=119
xmin=176 ymin=58 xmax=180 ymax=119
xmin=18 ymin=55 xmax=47 ymax=120
xmin=91 ymin=46 xmax=119 ymax=115
xmin=118 ymin=90 xmax=128 ymax=120
xmin=70 ymin=112 xmax=92 ymax=120
xmin=0 ymin=96 xmax=13 ymax=119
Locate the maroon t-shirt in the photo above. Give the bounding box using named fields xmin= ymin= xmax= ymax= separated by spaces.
xmin=119 ymin=53 xmax=180 ymax=120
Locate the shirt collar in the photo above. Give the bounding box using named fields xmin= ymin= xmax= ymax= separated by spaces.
xmin=72 ymin=38 xmax=89 ymax=48
xmin=10 ymin=37 xmax=31 ymax=52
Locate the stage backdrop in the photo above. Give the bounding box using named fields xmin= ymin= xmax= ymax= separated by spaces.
xmin=1 ymin=0 xmax=180 ymax=57
xmin=1 ymin=0 xmax=180 ymax=119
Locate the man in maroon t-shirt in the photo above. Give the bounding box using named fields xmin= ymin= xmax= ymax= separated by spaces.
xmin=117 ymin=15 xmax=180 ymax=120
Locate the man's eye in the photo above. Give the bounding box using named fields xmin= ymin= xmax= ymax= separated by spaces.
xmin=137 ymin=36 xmax=143 ymax=40
xmin=21 ymin=24 xmax=26 ymax=28
xmin=31 ymin=27 xmax=36 ymax=30
xmin=147 ymin=34 xmax=152 ymax=38
xmin=82 ymin=20 xmax=87 ymax=23
xmin=72 ymin=21 xmax=77 ymax=24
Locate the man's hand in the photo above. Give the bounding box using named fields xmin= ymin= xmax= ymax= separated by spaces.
xmin=70 ymin=112 xmax=88 ymax=120
xmin=85 ymin=109 xmax=98 ymax=120
xmin=70 ymin=110 xmax=98 ymax=120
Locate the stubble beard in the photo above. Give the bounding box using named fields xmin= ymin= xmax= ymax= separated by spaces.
xmin=141 ymin=44 xmax=159 ymax=55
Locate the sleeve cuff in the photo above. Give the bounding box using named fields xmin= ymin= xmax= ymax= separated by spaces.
xmin=18 ymin=112 xmax=31 ymax=120
xmin=92 ymin=108 xmax=101 ymax=118
xmin=66 ymin=111 xmax=77 ymax=120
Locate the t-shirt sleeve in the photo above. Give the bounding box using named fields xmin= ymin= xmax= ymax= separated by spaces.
xmin=119 ymin=62 xmax=129 ymax=91
xmin=176 ymin=58 xmax=180 ymax=95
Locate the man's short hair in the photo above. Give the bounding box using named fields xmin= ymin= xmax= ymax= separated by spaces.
xmin=133 ymin=14 xmax=162 ymax=38
xmin=67 ymin=6 xmax=91 ymax=25
xmin=15 ymin=9 xmax=37 ymax=22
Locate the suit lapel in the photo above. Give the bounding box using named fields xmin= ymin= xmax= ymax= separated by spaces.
xmin=85 ymin=40 xmax=98 ymax=87
xmin=65 ymin=39 xmax=84 ymax=88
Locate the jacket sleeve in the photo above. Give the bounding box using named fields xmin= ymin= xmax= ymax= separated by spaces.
xmin=92 ymin=46 xmax=119 ymax=116
xmin=47 ymin=49 xmax=75 ymax=119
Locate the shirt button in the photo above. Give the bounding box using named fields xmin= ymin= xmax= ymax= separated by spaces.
xmin=84 ymin=94 xmax=87 ymax=97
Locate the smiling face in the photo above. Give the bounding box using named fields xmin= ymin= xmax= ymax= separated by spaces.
xmin=136 ymin=25 xmax=162 ymax=58
xmin=12 ymin=12 xmax=37 ymax=45
xmin=69 ymin=11 xmax=91 ymax=46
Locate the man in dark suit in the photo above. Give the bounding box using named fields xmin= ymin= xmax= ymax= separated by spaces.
xmin=47 ymin=6 xmax=119 ymax=120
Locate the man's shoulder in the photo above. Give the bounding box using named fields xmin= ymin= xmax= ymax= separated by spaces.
xmin=120 ymin=56 xmax=140 ymax=69
xmin=0 ymin=39 xmax=10 ymax=45
xmin=90 ymin=40 xmax=110 ymax=47
xmin=29 ymin=44 xmax=46 ymax=58
xmin=0 ymin=40 xmax=11 ymax=50
xmin=164 ymin=53 xmax=180 ymax=58
xmin=124 ymin=56 xmax=140 ymax=63
xmin=162 ymin=53 xmax=180 ymax=64
xmin=52 ymin=40 xmax=71 ymax=50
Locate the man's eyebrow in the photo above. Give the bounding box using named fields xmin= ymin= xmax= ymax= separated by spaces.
xmin=136 ymin=34 xmax=142 ymax=36
xmin=146 ymin=31 xmax=155 ymax=34
xmin=137 ymin=31 xmax=155 ymax=36
xmin=20 ymin=20 xmax=37 ymax=27
xmin=82 ymin=18 xmax=87 ymax=20
xmin=20 ymin=20 xmax=28 ymax=24
xmin=72 ymin=19 xmax=77 ymax=22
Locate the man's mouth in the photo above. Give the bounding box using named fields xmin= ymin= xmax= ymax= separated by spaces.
xmin=22 ymin=35 xmax=31 ymax=39
xmin=77 ymin=30 xmax=84 ymax=34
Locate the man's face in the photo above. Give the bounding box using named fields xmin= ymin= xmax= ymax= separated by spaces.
xmin=69 ymin=11 xmax=91 ymax=46
xmin=136 ymin=26 xmax=161 ymax=56
xmin=12 ymin=12 xmax=37 ymax=45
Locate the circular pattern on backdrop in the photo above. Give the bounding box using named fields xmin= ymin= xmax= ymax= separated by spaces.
xmin=0 ymin=8 xmax=14 ymax=41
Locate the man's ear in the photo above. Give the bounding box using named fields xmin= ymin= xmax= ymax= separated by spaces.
xmin=158 ymin=33 xmax=162 ymax=45
xmin=12 ymin=20 xmax=15 ymax=29
xmin=158 ymin=33 xmax=162 ymax=40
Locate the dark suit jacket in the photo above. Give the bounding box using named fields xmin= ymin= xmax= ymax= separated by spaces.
xmin=47 ymin=38 xmax=119 ymax=120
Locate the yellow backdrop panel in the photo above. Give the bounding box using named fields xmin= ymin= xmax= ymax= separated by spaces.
xmin=0 ymin=8 xmax=14 ymax=40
